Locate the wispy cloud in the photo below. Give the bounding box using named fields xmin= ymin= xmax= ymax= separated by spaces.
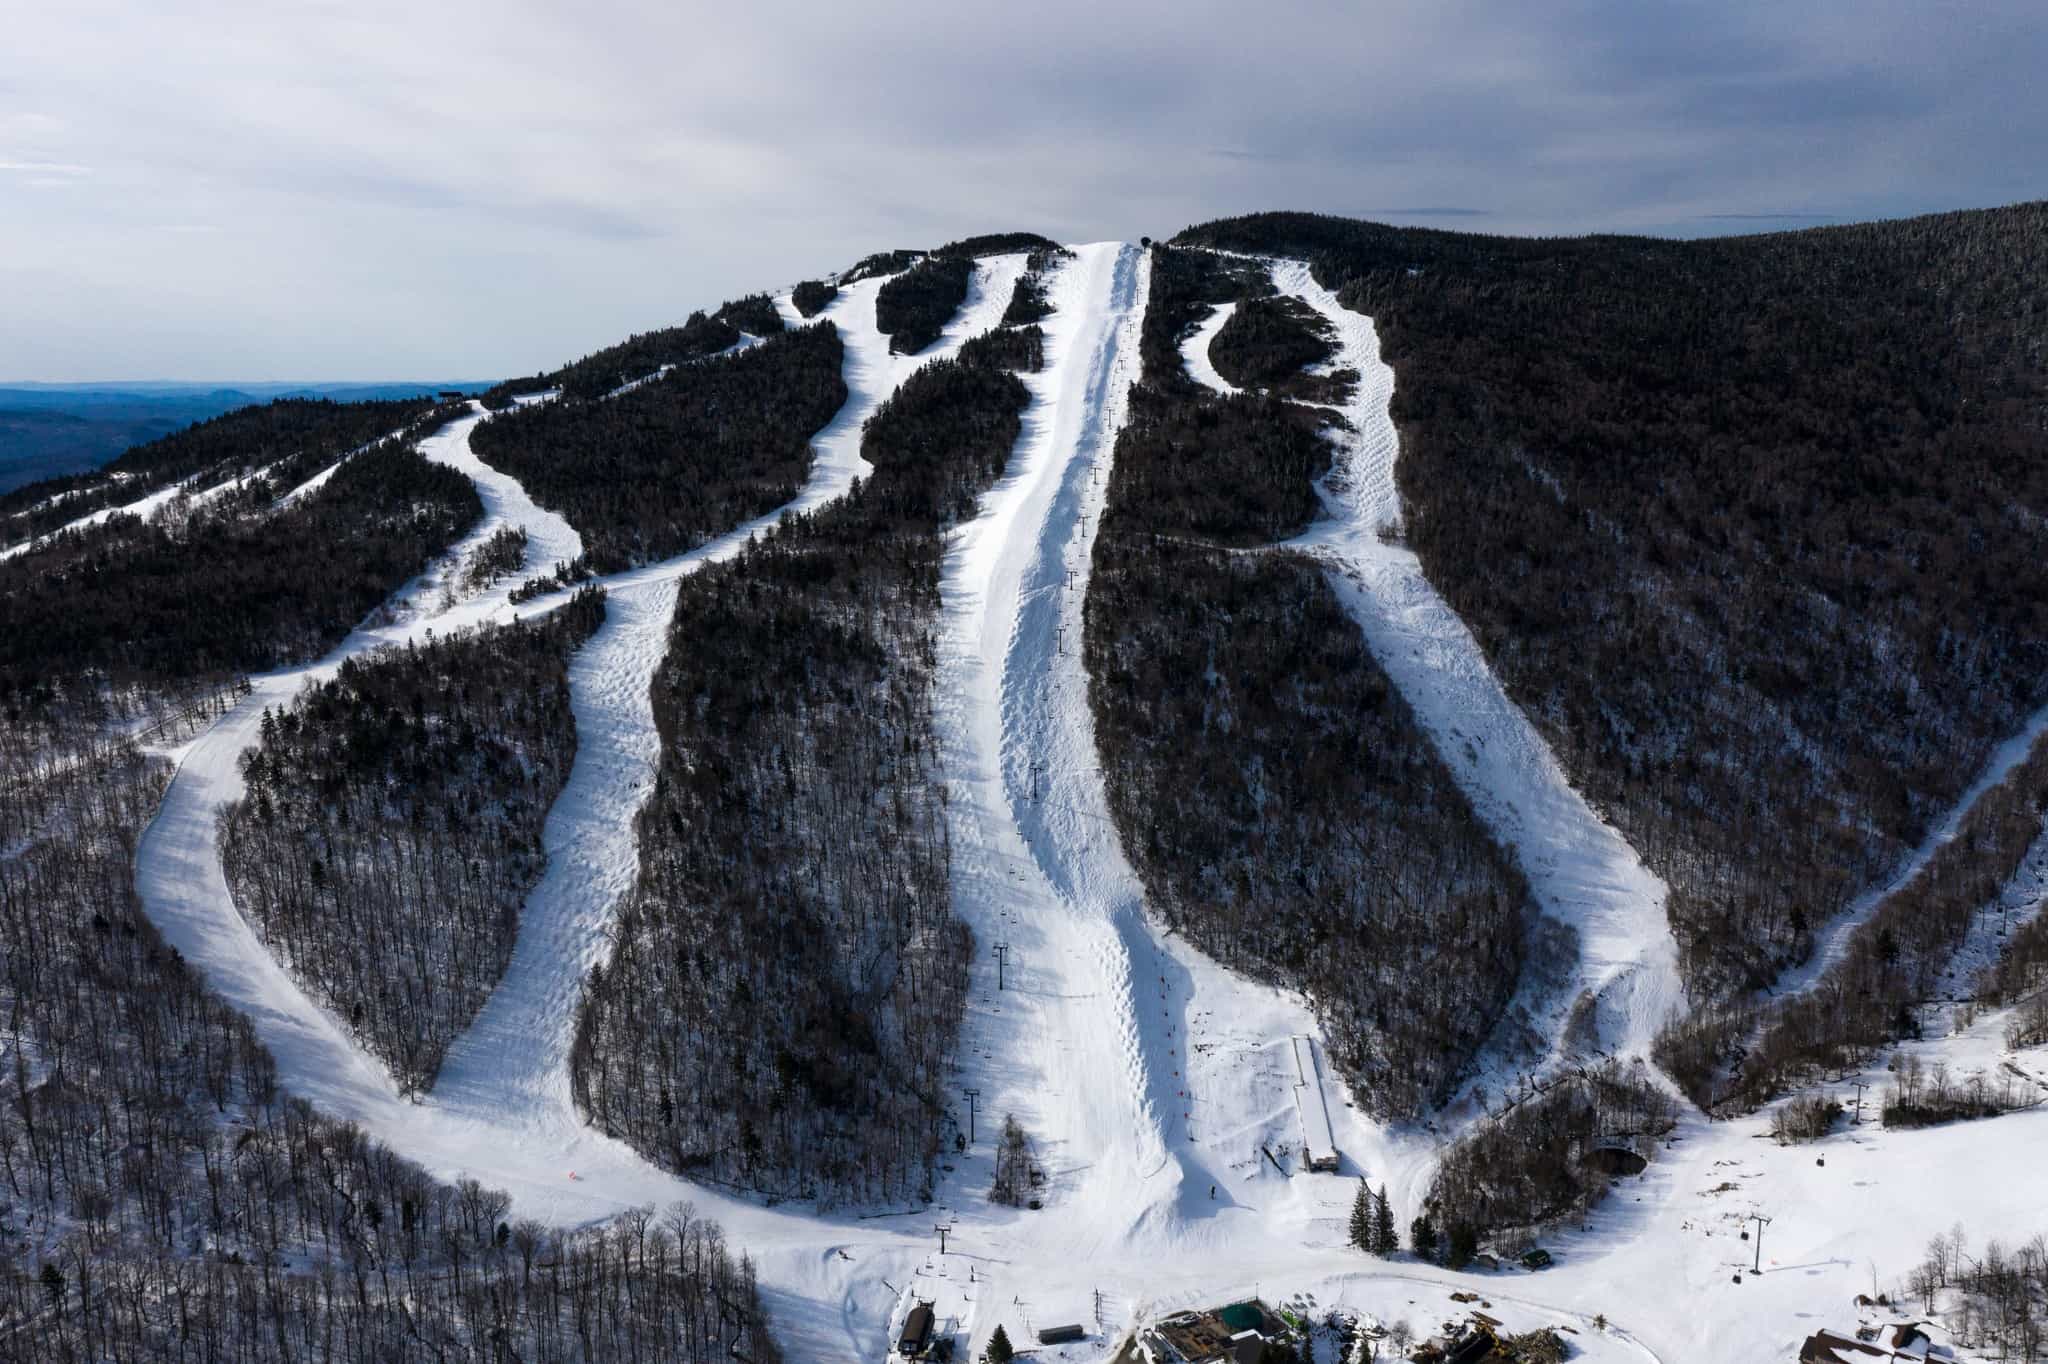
xmin=1 ymin=0 xmax=2042 ymax=380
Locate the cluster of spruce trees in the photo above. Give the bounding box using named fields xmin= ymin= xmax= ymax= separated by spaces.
xmin=480 ymin=295 xmax=783 ymax=408
xmin=571 ymin=297 xmax=1043 ymax=1203
xmin=218 ymin=589 xmax=605 ymax=1093
xmin=1084 ymin=246 xmax=1537 ymax=1120
xmin=471 ymin=324 xmax=846 ymax=573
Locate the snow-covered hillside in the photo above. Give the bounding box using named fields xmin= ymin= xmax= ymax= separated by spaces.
xmin=79 ymin=240 xmax=2048 ymax=1364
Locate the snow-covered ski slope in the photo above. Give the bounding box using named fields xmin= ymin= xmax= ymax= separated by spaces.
xmin=117 ymin=241 xmax=2048 ymax=1364
xmin=130 ymin=260 xmax=1036 ymax=1358
xmin=1232 ymin=257 xmax=1685 ymax=1083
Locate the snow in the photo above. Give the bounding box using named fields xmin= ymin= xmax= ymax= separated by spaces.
xmin=1291 ymin=1035 xmax=1340 ymax=1171
xmin=0 ymin=473 xmax=196 ymax=560
xmin=116 ymin=242 xmax=2048 ymax=1364
xmin=1777 ymin=704 xmax=2048 ymax=1000
xmin=1224 ymin=257 xmax=1685 ymax=1092
xmin=1180 ymin=301 xmax=1242 ymax=395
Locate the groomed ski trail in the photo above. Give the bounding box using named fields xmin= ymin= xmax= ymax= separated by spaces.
xmin=129 ymin=262 xmax=1032 ymax=1361
xmin=1261 ymin=257 xmax=1683 ymax=1084
xmin=432 ymin=258 xmax=1027 ymax=1122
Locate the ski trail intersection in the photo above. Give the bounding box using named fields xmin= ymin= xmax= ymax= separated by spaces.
xmin=124 ymin=244 xmax=2048 ymax=1362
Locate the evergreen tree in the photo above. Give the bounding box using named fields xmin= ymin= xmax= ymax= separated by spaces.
xmin=1373 ymin=1184 xmax=1399 ymax=1257
xmin=1410 ymin=1212 xmax=1440 ymax=1262
xmin=987 ymin=1322 xmax=1015 ymax=1363
xmin=1348 ymin=1177 xmax=1373 ymax=1251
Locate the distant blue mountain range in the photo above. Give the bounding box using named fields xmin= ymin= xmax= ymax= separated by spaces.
xmin=0 ymin=381 xmax=491 ymax=494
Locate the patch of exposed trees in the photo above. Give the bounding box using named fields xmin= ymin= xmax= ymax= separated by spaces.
xmin=792 ymin=280 xmax=838 ymax=318
xmin=471 ymin=324 xmax=846 ymax=573
xmin=876 ymin=256 xmax=973 ymax=355
xmin=1420 ymin=1063 xmax=1676 ymax=1257
xmin=1081 ymin=247 xmax=1537 ymax=1120
xmin=1177 ymin=208 xmax=2048 ymax=1013
xmin=570 ymin=320 xmax=1038 ymax=1205
xmin=218 ymin=590 xmax=604 ymax=1093
xmin=0 ymin=725 xmax=771 ymax=1363
xmin=1208 ymin=295 xmax=1358 ymax=404
xmin=1903 ymin=1224 xmax=2048 ymax=1359
xmin=0 ymin=439 xmax=481 ymax=711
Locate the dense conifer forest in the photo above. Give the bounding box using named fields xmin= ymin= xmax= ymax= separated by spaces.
xmin=0 ymin=396 xmax=435 ymax=545
xmin=0 ymin=725 xmax=770 ymax=1363
xmin=1208 ymin=294 xmax=1358 ymax=403
xmin=0 ymin=438 xmax=480 ymax=710
xmin=571 ymin=316 xmax=1039 ymax=1201
xmin=875 ymin=256 xmax=974 ymax=355
xmin=219 ymin=590 xmax=606 ymax=1093
xmin=1177 ymin=207 xmax=2048 ymax=1014
xmin=791 ymin=279 xmax=837 ymax=317
xmin=1082 ymin=246 xmax=1538 ymax=1119
xmin=470 ymin=324 xmax=845 ymax=573
xmin=479 ymin=296 xmax=784 ymax=408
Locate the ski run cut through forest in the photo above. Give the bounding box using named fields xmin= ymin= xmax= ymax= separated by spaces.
xmin=8 ymin=206 xmax=2048 ymax=1364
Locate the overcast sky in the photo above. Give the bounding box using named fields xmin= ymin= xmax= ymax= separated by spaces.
xmin=4 ymin=0 xmax=2043 ymax=381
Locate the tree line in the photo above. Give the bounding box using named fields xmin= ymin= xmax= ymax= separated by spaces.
xmin=1176 ymin=207 xmax=2048 ymax=1019
xmin=570 ymin=317 xmax=1041 ymax=1204
xmin=218 ymin=589 xmax=606 ymax=1093
xmin=470 ymin=324 xmax=846 ymax=574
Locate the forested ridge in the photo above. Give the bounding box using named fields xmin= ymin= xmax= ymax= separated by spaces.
xmin=0 ymin=725 xmax=772 ymax=1363
xmin=470 ymin=324 xmax=846 ymax=574
xmin=1084 ymin=245 xmax=1539 ymax=1119
xmin=1177 ymin=206 xmax=2048 ymax=1015
xmin=219 ymin=590 xmax=606 ymax=1093
xmin=480 ymin=295 xmax=784 ymax=408
xmin=0 ymin=396 xmax=435 ymax=546
xmin=0 ymin=436 xmax=480 ymax=711
xmin=571 ymin=305 xmax=1040 ymax=1201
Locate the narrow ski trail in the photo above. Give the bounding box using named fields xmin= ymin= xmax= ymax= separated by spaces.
xmin=432 ymin=258 xmax=1027 ymax=1127
xmin=1253 ymin=257 xmax=1681 ymax=1084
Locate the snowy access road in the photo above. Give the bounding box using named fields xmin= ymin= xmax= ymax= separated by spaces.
xmin=129 ymin=261 xmax=1036 ymax=1359
xmin=1772 ymin=701 xmax=2048 ymax=1000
